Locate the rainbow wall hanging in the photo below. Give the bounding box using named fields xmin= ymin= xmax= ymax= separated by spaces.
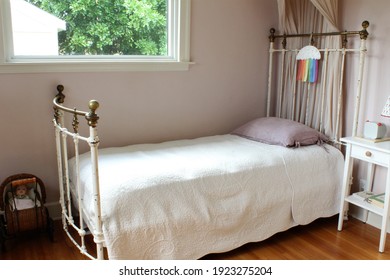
xmin=296 ymin=45 xmax=321 ymax=83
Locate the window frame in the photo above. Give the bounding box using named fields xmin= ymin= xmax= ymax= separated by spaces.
xmin=0 ymin=0 xmax=191 ymax=73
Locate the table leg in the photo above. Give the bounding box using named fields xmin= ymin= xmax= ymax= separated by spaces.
xmin=379 ymin=162 xmax=390 ymax=252
xmin=363 ymin=163 xmax=376 ymax=223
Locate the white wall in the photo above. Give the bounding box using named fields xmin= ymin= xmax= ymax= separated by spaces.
xmin=0 ymin=0 xmax=278 ymax=205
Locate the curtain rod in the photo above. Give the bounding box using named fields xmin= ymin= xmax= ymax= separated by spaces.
xmin=269 ymin=20 xmax=369 ymax=43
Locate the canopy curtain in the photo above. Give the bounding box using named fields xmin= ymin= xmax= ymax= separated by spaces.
xmin=276 ymin=0 xmax=342 ymax=141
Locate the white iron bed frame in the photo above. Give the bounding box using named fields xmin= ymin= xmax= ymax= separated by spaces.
xmin=52 ymin=21 xmax=369 ymax=260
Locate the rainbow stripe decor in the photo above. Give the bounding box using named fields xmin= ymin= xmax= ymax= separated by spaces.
xmin=296 ymin=45 xmax=321 ymax=83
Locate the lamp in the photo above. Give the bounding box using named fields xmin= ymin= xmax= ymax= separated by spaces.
xmin=381 ymin=96 xmax=390 ymax=117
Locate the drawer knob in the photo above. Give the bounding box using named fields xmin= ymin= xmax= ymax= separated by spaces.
xmin=365 ymin=151 xmax=372 ymax=157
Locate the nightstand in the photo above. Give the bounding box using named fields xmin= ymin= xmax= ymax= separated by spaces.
xmin=338 ymin=136 xmax=390 ymax=252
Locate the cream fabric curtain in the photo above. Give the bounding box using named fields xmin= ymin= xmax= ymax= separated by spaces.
xmin=275 ymin=0 xmax=342 ymax=140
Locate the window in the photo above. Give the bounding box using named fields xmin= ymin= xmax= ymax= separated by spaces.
xmin=0 ymin=0 xmax=191 ymax=73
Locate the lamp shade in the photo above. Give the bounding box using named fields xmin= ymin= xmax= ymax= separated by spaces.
xmin=381 ymin=96 xmax=390 ymax=117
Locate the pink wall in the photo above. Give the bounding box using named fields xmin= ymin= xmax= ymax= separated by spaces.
xmin=341 ymin=0 xmax=390 ymax=193
xmin=0 ymin=0 xmax=278 ymax=204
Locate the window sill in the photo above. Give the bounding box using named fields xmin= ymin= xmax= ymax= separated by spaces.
xmin=0 ymin=60 xmax=194 ymax=73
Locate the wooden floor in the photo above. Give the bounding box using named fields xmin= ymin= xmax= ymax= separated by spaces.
xmin=1 ymin=215 xmax=390 ymax=260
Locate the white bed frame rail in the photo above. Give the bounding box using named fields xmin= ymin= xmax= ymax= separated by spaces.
xmin=53 ymin=85 xmax=104 ymax=260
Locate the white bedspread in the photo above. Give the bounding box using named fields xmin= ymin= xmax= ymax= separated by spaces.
xmin=69 ymin=134 xmax=343 ymax=259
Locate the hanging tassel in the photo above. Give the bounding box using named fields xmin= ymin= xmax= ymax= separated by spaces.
xmin=304 ymin=59 xmax=310 ymax=82
xmin=297 ymin=58 xmax=319 ymax=83
xmin=308 ymin=59 xmax=318 ymax=83
xmin=299 ymin=60 xmax=304 ymax=81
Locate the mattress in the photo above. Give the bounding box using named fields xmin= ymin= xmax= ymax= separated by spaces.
xmin=68 ymin=134 xmax=344 ymax=259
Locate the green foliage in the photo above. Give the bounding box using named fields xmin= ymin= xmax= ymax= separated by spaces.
xmin=26 ymin=0 xmax=167 ymax=55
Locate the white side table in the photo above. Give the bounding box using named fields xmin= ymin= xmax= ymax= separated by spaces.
xmin=338 ymin=136 xmax=390 ymax=252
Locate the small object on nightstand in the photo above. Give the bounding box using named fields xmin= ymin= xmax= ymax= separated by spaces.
xmin=364 ymin=121 xmax=386 ymax=140
xmin=352 ymin=190 xmax=375 ymax=201
xmin=367 ymin=193 xmax=385 ymax=208
xmin=360 ymin=96 xmax=390 ymax=142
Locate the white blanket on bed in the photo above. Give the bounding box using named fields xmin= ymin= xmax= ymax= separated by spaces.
xmin=69 ymin=135 xmax=343 ymax=259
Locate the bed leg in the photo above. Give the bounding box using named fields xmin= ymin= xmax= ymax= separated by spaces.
xmin=94 ymin=232 xmax=105 ymax=260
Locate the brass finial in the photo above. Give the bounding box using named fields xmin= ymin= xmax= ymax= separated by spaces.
xmin=72 ymin=108 xmax=79 ymax=133
xmin=269 ymin=28 xmax=276 ymax=43
xmin=54 ymin=85 xmax=65 ymax=123
xmin=360 ymin=20 xmax=369 ymax=40
xmin=85 ymin=100 xmax=100 ymax=127
xmin=55 ymin=84 xmax=65 ymax=104
xmin=89 ymin=100 xmax=99 ymax=111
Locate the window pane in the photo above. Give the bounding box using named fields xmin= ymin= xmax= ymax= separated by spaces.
xmin=10 ymin=0 xmax=168 ymax=56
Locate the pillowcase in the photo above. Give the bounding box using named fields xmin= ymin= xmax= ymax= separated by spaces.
xmin=231 ymin=117 xmax=328 ymax=147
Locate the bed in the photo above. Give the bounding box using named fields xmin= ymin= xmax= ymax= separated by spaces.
xmin=52 ymin=21 xmax=370 ymax=260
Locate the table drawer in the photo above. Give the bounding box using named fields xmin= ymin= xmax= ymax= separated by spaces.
xmin=351 ymin=145 xmax=389 ymax=166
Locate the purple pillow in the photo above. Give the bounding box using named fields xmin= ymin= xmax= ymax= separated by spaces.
xmin=231 ymin=117 xmax=328 ymax=147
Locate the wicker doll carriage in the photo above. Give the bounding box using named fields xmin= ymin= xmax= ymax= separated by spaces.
xmin=0 ymin=173 xmax=53 ymax=250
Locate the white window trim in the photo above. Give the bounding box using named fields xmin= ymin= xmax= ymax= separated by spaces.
xmin=0 ymin=0 xmax=192 ymax=73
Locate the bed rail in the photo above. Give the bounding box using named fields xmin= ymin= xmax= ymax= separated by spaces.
xmin=53 ymin=85 xmax=104 ymax=260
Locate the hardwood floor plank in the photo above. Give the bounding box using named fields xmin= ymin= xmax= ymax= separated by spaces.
xmin=203 ymin=216 xmax=390 ymax=260
xmin=1 ymin=215 xmax=389 ymax=260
